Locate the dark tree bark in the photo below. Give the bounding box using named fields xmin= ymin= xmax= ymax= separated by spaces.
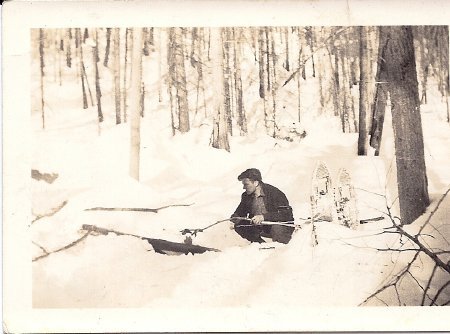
xmin=66 ymin=28 xmax=72 ymax=68
xmin=83 ymin=28 xmax=89 ymax=43
xmin=143 ymin=28 xmax=150 ymax=56
xmin=258 ymin=28 xmax=266 ymax=99
xmin=93 ymin=29 xmax=104 ymax=125
xmin=369 ymin=28 xmax=389 ymax=155
xmin=103 ymin=28 xmax=112 ymax=67
xmin=358 ymin=26 xmax=371 ymax=155
xmin=76 ymin=28 xmax=88 ymax=109
xmin=284 ymin=27 xmax=290 ymax=71
xmin=383 ymin=26 xmax=430 ymax=224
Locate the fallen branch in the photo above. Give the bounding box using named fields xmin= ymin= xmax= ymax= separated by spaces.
xmin=360 ymin=189 xmax=450 ymax=306
xmin=32 ymin=231 xmax=91 ymax=262
xmin=360 ymin=216 xmax=385 ymax=224
xmin=32 ymin=200 xmax=68 ymax=223
xmin=81 ymin=224 xmax=220 ymax=255
xmin=85 ymin=203 xmax=194 ymax=213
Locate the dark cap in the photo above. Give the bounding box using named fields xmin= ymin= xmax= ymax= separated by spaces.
xmin=238 ymin=168 xmax=262 ymax=182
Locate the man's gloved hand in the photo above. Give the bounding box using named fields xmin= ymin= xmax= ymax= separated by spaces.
xmin=251 ymin=215 xmax=264 ymax=225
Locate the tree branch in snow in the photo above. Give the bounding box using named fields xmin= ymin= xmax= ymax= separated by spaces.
xmin=32 ymin=200 xmax=68 ymax=224
xmin=84 ymin=202 xmax=194 ymax=213
xmin=81 ymin=224 xmax=220 ymax=255
xmin=32 ymin=231 xmax=91 ymax=262
xmin=360 ymin=188 xmax=450 ymax=306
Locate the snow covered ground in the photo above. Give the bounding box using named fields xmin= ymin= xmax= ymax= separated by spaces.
xmin=30 ymin=80 xmax=450 ymax=311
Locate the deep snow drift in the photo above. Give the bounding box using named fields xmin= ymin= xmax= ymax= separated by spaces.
xmin=31 ymin=97 xmax=450 ymax=309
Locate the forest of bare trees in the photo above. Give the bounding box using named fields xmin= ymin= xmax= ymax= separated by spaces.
xmin=33 ymin=26 xmax=449 ymax=224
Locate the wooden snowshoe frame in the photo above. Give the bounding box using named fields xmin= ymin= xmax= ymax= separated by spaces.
xmin=335 ymin=168 xmax=358 ymax=229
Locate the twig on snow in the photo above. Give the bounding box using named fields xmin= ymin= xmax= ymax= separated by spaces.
xmin=32 ymin=231 xmax=91 ymax=262
xmin=32 ymin=200 xmax=68 ymax=224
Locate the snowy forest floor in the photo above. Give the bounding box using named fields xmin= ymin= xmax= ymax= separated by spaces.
xmin=31 ymin=90 xmax=450 ymax=308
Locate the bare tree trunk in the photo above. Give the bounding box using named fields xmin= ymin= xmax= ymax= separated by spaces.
xmin=369 ymin=27 xmax=389 ymax=155
xmin=66 ymin=28 xmax=72 ymax=68
xmin=297 ymin=28 xmax=303 ymax=122
xmin=76 ymin=28 xmax=88 ymax=110
xmin=113 ymin=28 xmax=121 ymax=124
xmin=58 ymin=29 xmax=62 ymax=86
xmin=191 ymin=27 xmax=200 ymax=115
xmin=233 ymin=27 xmax=247 ymax=135
xmin=316 ymin=28 xmax=325 ymax=112
xmin=417 ymin=27 xmax=429 ymax=104
xmin=306 ymin=26 xmax=316 ymax=77
xmin=331 ymin=34 xmax=341 ymax=117
xmin=140 ymin=82 xmax=145 ymax=117
xmin=167 ymin=29 xmax=178 ymax=134
xmin=130 ymin=28 xmax=143 ymax=180
xmin=103 ymin=28 xmax=112 ymax=67
xmin=143 ymin=28 xmax=150 ymax=56
xmin=83 ymin=28 xmax=89 ymax=43
xmin=210 ymin=27 xmax=230 ymax=152
xmin=223 ymin=28 xmax=233 ymax=136
xmin=358 ymin=26 xmax=371 ymax=155
xmin=258 ymin=28 xmax=266 ymax=99
xmin=123 ymin=28 xmax=130 ymax=123
xmin=157 ymin=28 xmax=163 ymax=103
xmin=169 ymin=28 xmax=190 ymax=133
xmin=39 ymin=28 xmax=46 ymax=129
xmin=437 ymin=26 xmax=449 ymax=122
xmin=270 ymin=27 xmax=277 ymax=138
xmin=79 ymin=33 xmax=94 ymax=108
xmin=284 ymin=27 xmax=290 ymax=71
xmin=93 ymin=29 xmax=104 ymax=128
xmin=383 ymin=26 xmax=430 ymax=224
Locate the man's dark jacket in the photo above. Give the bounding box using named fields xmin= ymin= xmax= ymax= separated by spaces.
xmin=232 ymin=182 xmax=294 ymax=222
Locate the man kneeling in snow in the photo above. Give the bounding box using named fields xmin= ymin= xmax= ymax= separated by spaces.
xmin=231 ymin=168 xmax=295 ymax=244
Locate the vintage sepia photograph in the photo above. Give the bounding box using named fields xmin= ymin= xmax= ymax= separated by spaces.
xmin=3 ymin=0 xmax=450 ymax=332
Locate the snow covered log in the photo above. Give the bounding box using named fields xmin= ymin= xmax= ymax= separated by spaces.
xmin=81 ymin=224 xmax=220 ymax=255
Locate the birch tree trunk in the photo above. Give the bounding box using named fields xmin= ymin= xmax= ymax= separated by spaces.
xmin=129 ymin=28 xmax=143 ymax=180
xmin=210 ymin=27 xmax=230 ymax=152
xmin=170 ymin=27 xmax=190 ymax=133
xmin=233 ymin=27 xmax=247 ymax=135
xmin=113 ymin=28 xmax=121 ymax=124
xmin=383 ymin=26 xmax=430 ymax=224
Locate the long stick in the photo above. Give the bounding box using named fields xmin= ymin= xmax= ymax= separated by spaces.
xmin=85 ymin=203 xmax=194 ymax=213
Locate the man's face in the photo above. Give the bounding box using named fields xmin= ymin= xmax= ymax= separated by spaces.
xmin=241 ymin=178 xmax=258 ymax=195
